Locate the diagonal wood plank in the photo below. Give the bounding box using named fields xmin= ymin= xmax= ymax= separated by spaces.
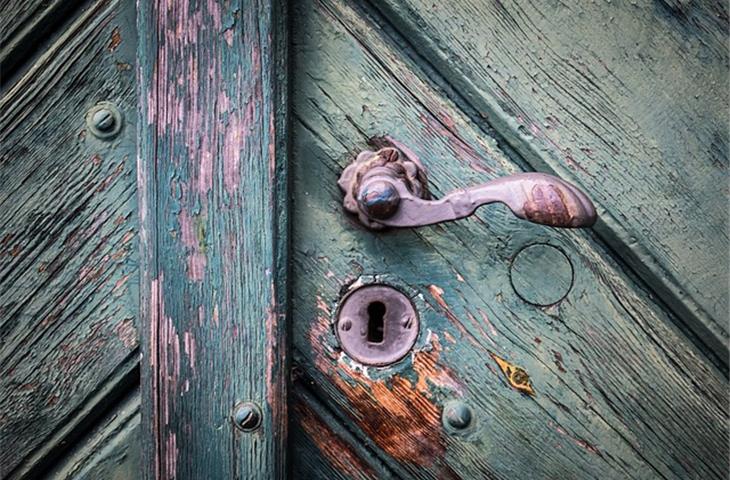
xmin=373 ymin=0 xmax=729 ymax=362
xmin=0 ymin=0 xmax=88 ymax=83
xmin=0 ymin=0 xmax=138 ymax=477
xmin=42 ymin=388 xmax=140 ymax=480
xmin=137 ymin=0 xmax=289 ymax=477
xmin=290 ymin=0 xmax=728 ymax=478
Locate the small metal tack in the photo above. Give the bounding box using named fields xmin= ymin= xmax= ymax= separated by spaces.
xmin=86 ymin=102 xmax=123 ymax=139
xmin=232 ymin=402 xmax=262 ymax=432
xmin=443 ymin=401 xmax=473 ymax=430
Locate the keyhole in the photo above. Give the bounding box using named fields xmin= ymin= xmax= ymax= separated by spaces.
xmin=336 ymin=284 xmax=420 ymax=366
xmin=366 ymin=301 xmax=386 ymax=343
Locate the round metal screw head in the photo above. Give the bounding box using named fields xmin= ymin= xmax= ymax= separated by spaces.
xmin=232 ymin=402 xmax=262 ymax=432
xmin=443 ymin=401 xmax=472 ymax=430
xmin=86 ymin=102 xmax=123 ymax=139
xmin=92 ymin=109 xmax=115 ymax=132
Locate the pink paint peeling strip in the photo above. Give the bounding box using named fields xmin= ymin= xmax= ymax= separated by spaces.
xmin=223 ymin=105 xmax=242 ymax=193
xmin=166 ymin=432 xmax=178 ymax=479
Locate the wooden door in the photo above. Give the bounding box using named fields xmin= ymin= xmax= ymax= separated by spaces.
xmin=287 ymin=1 xmax=728 ymax=478
xmin=1 ymin=0 xmax=727 ymax=479
xmin=1 ymin=0 xmax=140 ymax=478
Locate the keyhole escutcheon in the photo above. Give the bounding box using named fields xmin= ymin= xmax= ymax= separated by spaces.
xmin=336 ymin=284 xmax=420 ymax=366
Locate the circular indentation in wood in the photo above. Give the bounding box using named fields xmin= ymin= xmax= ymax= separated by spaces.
xmin=442 ymin=401 xmax=473 ymax=430
xmin=509 ymin=243 xmax=574 ymax=306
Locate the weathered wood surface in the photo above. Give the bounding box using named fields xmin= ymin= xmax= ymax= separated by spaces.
xmin=290 ymin=0 xmax=728 ymax=478
xmin=43 ymin=388 xmax=140 ymax=480
xmin=48 ymin=380 xmax=383 ymax=480
xmin=137 ymin=0 xmax=288 ymax=477
xmin=374 ymin=0 xmax=730 ymax=360
xmin=290 ymin=374 xmax=394 ymax=480
xmin=0 ymin=0 xmax=87 ymax=83
xmin=0 ymin=0 xmax=138 ymax=477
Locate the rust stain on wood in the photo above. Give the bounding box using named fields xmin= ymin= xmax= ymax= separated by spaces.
xmin=412 ymin=335 xmax=462 ymax=395
xmin=294 ymin=400 xmax=378 ymax=479
xmin=332 ymin=368 xmax=443 ymax=465
xmin=427 ymin=284 xmax=446 ymax=308
xmin=310 ymin=312 xmax=461 ymax=467
xmin=108 ymin=27 xmax=122 ymax=52
xmin=490 ymin=352 xmax=535 ymax=396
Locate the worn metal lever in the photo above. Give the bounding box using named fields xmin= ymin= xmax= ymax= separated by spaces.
xmin=339 ymin=146 xmax=597 ymax=230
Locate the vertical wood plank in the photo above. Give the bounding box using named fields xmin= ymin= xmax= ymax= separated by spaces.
xmin=137 ymin=0 xmax=288 ymax=478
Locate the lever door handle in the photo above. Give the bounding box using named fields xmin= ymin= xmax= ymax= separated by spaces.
xmin=339 ymin=146 xmax=597 ymax=230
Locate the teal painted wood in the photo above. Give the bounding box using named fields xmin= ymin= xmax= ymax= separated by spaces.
xmin=0 ymin=0 xmax=138 ymax=477
xmin=137 ymin=0 xmax=289 ymax=478
xmin=290 ymin=380 xmax=393 ymax=480
xmin=0 ymin=0 xmax=86 ymax=82
xmin=43 ymin=389 xmax=140 ymax=480
xmin=289 ymin=0 xmax=728 ymax=478
xmin=64 ymin=382 xmax=387 ymax=480
xmin=373 ymin=0 xmax=730 ymax=362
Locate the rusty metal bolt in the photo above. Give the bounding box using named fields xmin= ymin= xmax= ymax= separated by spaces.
xmin=232 ymin=402 xmax=262 ymax=432
xmin=443 ymin=401 xmax=473 ymax=430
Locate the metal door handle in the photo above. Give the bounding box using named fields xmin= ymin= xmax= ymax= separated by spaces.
xmin=339 ymin=146 xmax=596 ymax=229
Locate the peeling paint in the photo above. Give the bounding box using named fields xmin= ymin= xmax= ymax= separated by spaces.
xmin=295 ymin=400 xmax=378 ymax=479
xmin=490 ymin=353 xmax=535 ymax=396
xmin=309 ymin=314 xmax=461 ymax=468
xmin=115 ymin=318 xmax=138 ymax=349
xmin=177 ymin=209 xmax=206 ymax=281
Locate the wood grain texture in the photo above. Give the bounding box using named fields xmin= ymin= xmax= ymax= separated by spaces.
xmin=0 ymin=0 xmax=138 ymax=477
xmin=290 ymin=375 xmax=393 ymax=479
xmin=290 ymin=0 xmax=728 ymax=478
xmin=43 ymin=388 xmax=140 ymax=480
xmin=373 ymin=0 xmax=730 ymax=360
xmin=137 ymin=0 xmax=288 ymax=477
xmin=41 ymin=379 xmax=386 ymax=480
xmin=0 ymin=0 xmax=87 ymax=82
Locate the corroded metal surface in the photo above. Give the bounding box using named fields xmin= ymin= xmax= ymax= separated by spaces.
xmin=336 ymin=284 xmax=419 ymax=366
xmin=338 ymin=146 xmax=428 ymax=229
xmin=340 ymin=146 xmax=596 ymax=229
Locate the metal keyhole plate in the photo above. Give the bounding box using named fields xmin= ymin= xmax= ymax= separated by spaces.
xmin=336 ymin=284 xmax=419 ymax=366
